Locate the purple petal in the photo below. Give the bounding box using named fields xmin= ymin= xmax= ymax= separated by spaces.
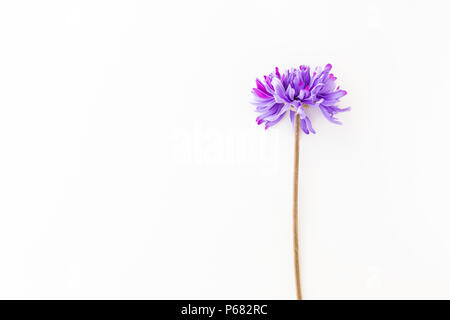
xmin=272 ymin=77 xmax=290 ymax=103
xmin=300 ymin=119 xmax=309 ymax=134
xmin=252 ymin=88 xmax=272 ymax=99
xmin=264 ymin=112 xmax=286 ymax=129
xmin=289 ymin=110 xmax=296 ymax=128
xmin=319 ymin=105 xmax=342 ymax=125
xmin=321 ymin=90 xmax=347 ymax=100
xmin=304 ymin=116 xmax=316 ymax=134
xmin=256 ymin=78 xmax=269 ymax=94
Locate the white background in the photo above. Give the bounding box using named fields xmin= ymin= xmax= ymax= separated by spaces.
xmin=0 ymin=0 xmax=449 ymax=299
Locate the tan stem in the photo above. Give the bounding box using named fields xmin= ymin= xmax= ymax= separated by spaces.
xmin=293 ymin=113 xmax=302 ymax=300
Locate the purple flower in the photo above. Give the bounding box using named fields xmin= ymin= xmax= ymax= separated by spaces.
xmin=251 ymin=64 xmax=350 ymax=134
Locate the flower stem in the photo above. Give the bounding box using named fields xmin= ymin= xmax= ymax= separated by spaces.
xmin=293 ymin=113 xmax=302 ymax=300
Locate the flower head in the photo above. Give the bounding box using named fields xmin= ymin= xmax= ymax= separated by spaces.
xmin=251 ymin=64 xmax=349 ymax=134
